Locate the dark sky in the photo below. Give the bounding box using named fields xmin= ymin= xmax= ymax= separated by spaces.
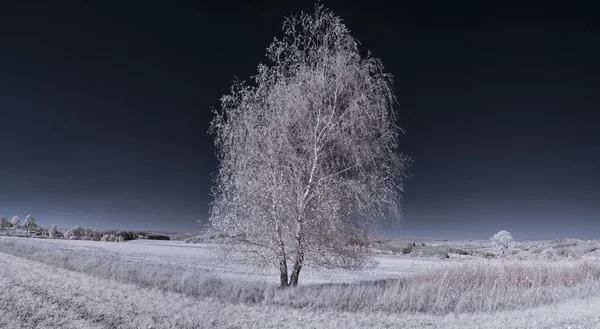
xmin=1 ymin=1 xmax=599 ymax=238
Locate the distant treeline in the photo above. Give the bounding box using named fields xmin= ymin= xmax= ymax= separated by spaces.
xmin=63 ymin=226 xmax=169 ymax=241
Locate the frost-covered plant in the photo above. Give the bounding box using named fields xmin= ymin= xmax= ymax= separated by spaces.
xmin=491 ymin=230 xmax=513 ymax=255
xmin=209 ymin=5 xmax=409 ymax=287
xmin=70 ymin=226 xmax=85 ymax=240
xmin=101 ymin=234 xmax=117 ymax=242
xmin=23 ymin=215 xmax=36 ymax=236
xmin=11 ymin=216 xmax=20 ymax=234
xmin=541 ymin=247 xmax=557 ymax=260
xmin=48 ymin=224 xmax=57 ymax=238
xmin=92 ymin=229 xmax=104 ymax=241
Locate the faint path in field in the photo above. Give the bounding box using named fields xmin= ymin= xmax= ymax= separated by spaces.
xmin=2 ymin=250 xmax=600 ymax=328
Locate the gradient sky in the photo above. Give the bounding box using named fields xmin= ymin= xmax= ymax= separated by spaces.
xmin=1 ymin=1 xmax=599 ymax=239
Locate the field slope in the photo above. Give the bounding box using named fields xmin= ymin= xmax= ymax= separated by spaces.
xmin=1 ymin=238 xmax=600 ymax=328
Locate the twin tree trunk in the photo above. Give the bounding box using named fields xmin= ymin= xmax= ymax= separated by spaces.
xmin=279 ymin=253 xmax=304 ymax=288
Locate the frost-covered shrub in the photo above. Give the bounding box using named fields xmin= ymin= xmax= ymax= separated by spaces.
xmin=69 ymin=226 xmax=86 ymax=240
xmin=554 ymin=247 xmax=582 ymax=259
xmin=92 ymin=230 xmax=104 ymax=241
xmin=530 ymin=244 xmax=551 ymax=254
xmin=540 ymin=247 xmax=557 ymax=260
xmin=100 ymin=234 xmax=110 ymax=242
xmin=81 ymin=236 xmax=91 ymax=241
xmin=11 ymin=216 xmax=19 ymax=232
xmin=64 ymin=230 xmax=73 ymax=240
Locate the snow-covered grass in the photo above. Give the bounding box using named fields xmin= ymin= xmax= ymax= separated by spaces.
xmin=3 ymin=236 xmax=600 ymax=318
xmin=3 ymin=250 xmax=600 ymax=329
xmin=0 ymin=236 xmax=440 ymax=284
xmin=0 ymin=239 xmax=600 ymax=329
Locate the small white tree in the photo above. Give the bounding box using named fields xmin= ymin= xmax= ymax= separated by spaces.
xmin=0 ymin=217 xmax=8 ymax=232
xmin=23 ymin=215 xmax=36 ymax=236
xmin=491 ymin=230 xmax=513 ymax=255
xmin=11 ymin=216 xmax=20 ymax=235
xmin=49 ymin=224 xmax=57 ymax=238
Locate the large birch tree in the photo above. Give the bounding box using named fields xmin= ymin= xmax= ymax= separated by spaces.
xmin=209 ymin=5 xmax=409 ymax=287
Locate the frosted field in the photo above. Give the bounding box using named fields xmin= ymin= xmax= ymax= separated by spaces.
xmin=2 ymin=236 xmax=600 ymax=328
xmin=11 ymin=237 xmax=447 ymax=284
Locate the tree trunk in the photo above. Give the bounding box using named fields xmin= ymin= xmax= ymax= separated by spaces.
xmin=289 ymin=253 xmax=304 ymax=287
xmin=279 ymin=257 xmax=289 ymax=288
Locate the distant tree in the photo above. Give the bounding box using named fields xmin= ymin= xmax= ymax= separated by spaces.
xmin=0 ymin=217 xmax=8 ymax=232
xmin=49 ymin=224 xmax=57 ymax=238
xmin=70 ymin=226 xmax=85 ymax=240
xmin=209 ymin=6 xmax=409 ymax=287
xmin=92 ymin=229 xmax=104 ymax=241
xmin=11 ymin=216 xmax=20 ymax=235
xmin=34 ymin=225 xmax=44 ymax=236
xmin=491 ymin=230 xmax=513 ymax=255
xmin=23 ymin=215 xmax=36 ymax=237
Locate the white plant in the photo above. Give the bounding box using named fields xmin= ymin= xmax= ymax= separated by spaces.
xmin=70 ymin=226 xmax=85 ymax=240
xmin=11 ymin=216 xmax=20 ymax=234
xmin=491 ymin=230 xmax=514 ymax=255
xmin=49 ymin=224 xmax=57 ymax=238
xmin=209 ymin=5 xmax=409 ymax=287
xmin=23 ymin=215 xmax=36 ymax=236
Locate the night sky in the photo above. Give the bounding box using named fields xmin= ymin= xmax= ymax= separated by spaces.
xmin=1 ymin=1 xmax=599 ymax=239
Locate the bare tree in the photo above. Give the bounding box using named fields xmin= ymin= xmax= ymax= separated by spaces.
xmin=11 ymin=216 xmax=20 ymax=235
xmin=491 ymin=230 xmax=513 ymax=256
xmin=209 ymin=5 xmax=409 ymax=287
xmin=24 ymin=215 xmax=36 ymax=237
